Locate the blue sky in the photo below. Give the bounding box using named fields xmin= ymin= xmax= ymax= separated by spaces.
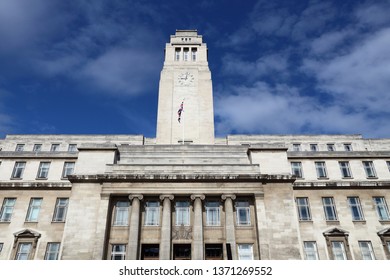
xmin=0 ymin=0 xmax=389 ymax=139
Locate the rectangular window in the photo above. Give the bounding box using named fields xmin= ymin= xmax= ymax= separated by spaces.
xmin=111 ymin=244 xmax=126 ymax=260
xmin=303 ymin=241 xmax=319 ymax=260
xmin=347 ymin=197 xmax=364 ymax=221
xmin=236 ymin=201 xmax=250 ymax=225
xmin=44 ymin=243 xmax=61 ymax=260
xmin=183 ymin=48 xmax=189 ymax=61
xmin=310 ymin=144 xmax=318 ymax=151
xmin=315 ymin=162 xmax=328 ymax=178
xmin=363 ymin=161 xmax=377 ymax=178
xmin=33 ymin=144 xmax=42 ymax=152
xmin=291 ymin=162 xmax=303 ymax=178
xmin=373 ymin=197 xmax=390 ymax=221
xmin=15 ymin=144 xmax=25 ymax=152
xmin=68 ymin=144 xmax=77 ymax=152
xmin=327 ymin=144 xmax=335 ymax=151
xmin=50 ymin=144 xmax=60 ymax=152
xmin=37 ymin=162 xmax=50 ymax=179
xmin=296 ymin=197 xmax=311 ymax=221
xmin=344 ymin=144 xmax=353 ymax=151
xmin=359 ymin=241 xmax=375 ymax=260
xmin=205 ymin=244 xmax=223 ymax=260
xmin=0 ymin=198 xmax=16 ymax=222
xmin=331 ymin=241 xmax=347 ymax=260
xmin=191 ymin=48 xmax=197 ymax=61
xmin=62 ymin=162 xmax=75 ymax=178
xmin=175 ymin=48 xmax=180 ymax=61
xmin=11 ymin=161 xmax=26 ymax=179
xmin=387 ymin=241 xmax=390 ymax=255
xmin=175 ymin=201 xmax=190 ymax=226
xmin=387 ymin=161 xmax=390 ymax=173
xmin=26 ymin=198 xmax=43 ymax=222
xmin=237 ymin=244 xmax=253 ymax=260
xmin=173 ymin=244 xmax=191 ymax=260
xmin=205 ymin=201 xmax=220 ymax=226
xmin=0 ymin=243 xmax=3 ymax=253
xmin=292 ymin=144 xmax=301 ymax=151
xmin=15 ymin=243 xmax=32 ymax=260
xmin=52 ymin=198 xmax=69 ymax=222
xmin=113 ymin=201 xmax=129 ymax=226
xmin=144 ymin=201 xmax=160 ymax=226
xmin=322 ymin=197 xmax=338 ymax=221
xmin=141 ymin=244 xmax=159 ymax=260
xmin=339 ymin=161 xmax=352 ymax=178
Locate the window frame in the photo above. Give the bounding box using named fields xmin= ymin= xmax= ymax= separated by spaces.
xmin=11 ymin=161 xmax=26 ymax=179
xmin=237 ymin=244 xmax=254 ymax=260
xmin=175 ymin=201 xmax=190 ymax=226
xmin=322 ymin=197 xmax=338 ymax=221
xmin=44 ymin=242 xmax=61 ymax=260
xmin=50 ymin=144 xmax=60 ymax=152
xmin=310 ymin=144 xmax=318 ymax=151
xmin=373 ymin=197 xmax=390 ymax=221
xmin=144 ymin=201 xmax=160 ymax=226
xmin=25 ymin=198 xmax=43 ymax=222
xmin=15 ymin=144 xmax=25 ymax=152
xmin=33 ymin=144 xmax=42 ymax=152
xmin=62 ymin=162 xmax=75 ymax=178
xmin=315 ymin=161 xmax=328 ymax=179
xmin=331 ymin=241 xmax=347 ymax=260
xmin=339 ymin=161 xmax=352 ymax=178
xmin=358 ymin=241 xmax=375 ymax=260
xmin=296 ymin=197 xmax=311 ymax=221
xmin=37 ymin=162 xmax=51 ymax=179
xmin=235 ymin=201 xmax=251 ymax=226
xmin=113 ymin=201 xmax=130 ymax=226
xmin=362 ymin=161 xmax=377 ymax=178
xmin=0 ymin=198 xmax=16 ymax=222
xmin=205 ymin=201 xmax=221 ymax=226
xmin=52 ymin=198 xmax=69 ymax=222
xmin=15 ymin=242 xmax=32 ymax=260
xmin=68 ymin=144 xmax=77 ymax=152
xmin=303 ymin=241 xmax=319 ymax=260
xmin=111 ymin=244 xmax=126 ymax=260
xmin=344 ymin=143 xmax=353 ymax=151
xmin=291 ymin=162 xmax=303 ymax=178
xmin=327 ymin=144 xmax=335 ymax=151
xmin=347 ymin=197 xmax=364 ymax=221
xmin=292 ymin=144 xmax=301 ymax=151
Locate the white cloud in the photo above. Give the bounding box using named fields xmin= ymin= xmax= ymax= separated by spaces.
xmin=309 ymin=29 xmax=352 ymax=55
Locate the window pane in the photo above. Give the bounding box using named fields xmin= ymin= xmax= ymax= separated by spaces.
xmin=111 ymin=244 xmax=126 ymax=260
xmin=359 ymin=241 xmax=375 ymax=260
xmin=145 ymin=201 xmax=160 ymax=226
xmin=62 ymin=162 xmax=75 ymax=178
xmin=37 ymin=162 xmax=50 ymax=179
xmin=331 ymin=241 xmax=346 ymax=260
xmin=53 ymin=198 xmax=69 ymax=222
xmin=373 ymin=197 xmax=390 ymax=221
xmin=26 ymin=198 xmax=42 ymax=222
xmin=291 ymin=162 xmax=303 ymax=178
xmin=206 ymin=201 xmax=220 ymax=226
xmin=114 ymin=201 xmax=129 ymax=226
xmin=0 ymin=198 xmax=16 ymax=222
xmin=315 ymin=162 xmax=327 ymax=178
xmin=12 ymin=162 xmax=26 ymax=179
xmin=303 ymin=241 xmax=319 ymax=260
xmin=238 ymin=244 xmax=253 ymax=260
xmin=15 ymin=243 xmax=32 ymax=260
xmin=45 ymin=243 xmax=60 ymax=260
xmin=296 ymin=197 xmax=311 ymax=221
xmin=322 ymin=197 xmax=337 ymax=221
xmin=348 ymin=197 xmax=364 ymax=221
xmin=339 ymin=162 xmax=352 ymax=178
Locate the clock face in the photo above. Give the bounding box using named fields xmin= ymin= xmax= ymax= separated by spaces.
xmin=178 ymin=72 xmax=194 ymax=86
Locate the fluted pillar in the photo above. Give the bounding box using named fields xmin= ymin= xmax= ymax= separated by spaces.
xmin=127 ymin=194 xmax=143 ymax=260
xmin=222 ymin=194 xmax=237 ymax=260
xmin=191 ymin=194 xmax=205 ymax=260
xmin=159 ymin=194 xmax=174 ymax=260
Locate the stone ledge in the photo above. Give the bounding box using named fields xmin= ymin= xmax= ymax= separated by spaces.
xmin=0 ymin=151 xmax=78 ymax=159
xmin=0 ymin=182 xmax=72 ymax=189
xmin=288 ymin=151 xmax=390 ymax=159
xmin=294 ymin=181 xmax=390 ymax=189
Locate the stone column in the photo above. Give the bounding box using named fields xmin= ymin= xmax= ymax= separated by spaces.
xmin=159 ymin=194 xmax=174 ymax=260
xmin=191 ymin=194 xmax=205 ymax=260
xmin=127 ymin=194 xmax=143 ymax=260
xmin=222 ymin=194 xmax=237 ymax=260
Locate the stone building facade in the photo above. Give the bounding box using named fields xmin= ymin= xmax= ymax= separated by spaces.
xmin=0 ymin=30 xmax=390 ymax=260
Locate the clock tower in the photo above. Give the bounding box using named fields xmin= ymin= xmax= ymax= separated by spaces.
xmin=156 ymin=30 xmax=215 ymax=144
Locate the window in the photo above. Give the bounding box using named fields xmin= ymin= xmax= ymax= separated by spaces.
xmin=291 ymin=162 xmax=303 ymax=178
xmin=344 ymin=144 xmax=352 ymax=151
xmin=113 ymin=201 xmax=129 ymax=226
xmin=315 ymin=162 xmax=328 ymax=178
xmin=111 ymin=244 xmax=126 ymax=260
xmin=0 ymin=198 xmax=16 ymax=222
xmin=15 ymin=144 xmax=25 ymax=152
xmin=50 ymin=144 xmax=60 ymax=151
xmin=175 ymin=48 xmax=180 ymax=61
xmin=205 ymin=244 xmax=223 ymax=260
xmin=339 ymin=161 xmax=352 ymax=178
xmin=387 ymin=241 xmax=390 ymax=256
xmin=0 ymin=243 xmax=3 ymax=253
xmin=363 ymin=161 xmax=377 ymax=178
xmin=183 ymin=48 xmax=189 ymax=61
xmin=373 ymin=197 xmax=390 ymax=221
xmin=175 ymin=201 xmax=190 ymax=226
xmin=205 ymin=201 xmax=220 ymax=226
xmin=68 ymin=144 xmax=77 ymax=152
xmin=296 ymin=197 xmax=311 ymax=221
xmin=236 ymin=201 xmax=250 ymax=225
xmin=141 ymin=244 xmax=159 ymax=260
xmin=303 ymin=241 xmax=319 ymax=260
xmin=331 ymin=241 xmax=347 ymax=260
xmin=15 ymin=243 xmax=32 ymax=260
xmin=26 ymin=198 xmax=42 ymax=222
xmin=327 ymin=144 xmax=335 ymax=151
xmin=191 ymin=48 xmax=197 ymax=61
xmin=347 ymin=197 xmax=364 ymax=221
xmin=33 ymin=144 xmax=42 ymax=152
xmin=322 ymin=197 xmax=338 ymax=221
xmin=44 ymin=243 xmax=60 ymax=260
xmin=37 ymin=162 xmax=50 ymax=179
xmin=310 ymin=144 xmax=318 ymax=151
xmin=62 ymin=162 xmax=75 ymax=178
xmin=359 ymin=241 xmax=375 ymax=260
xmin=387 ymin=161 xmax=390 ymax=173
xmin=144 ymin=201 xmax=160 ymax=226
xmin=292 ymin=144 xmax=301 ymax=151
xmin=11 ymin=161 xmax=26 ymax=179
xmin=237 ymin=244 xmax=253 ymax=260
xmin=52 ymin=198 xmax=69 ymax=222
xmin=173 ymin=244 xmax=191 ymax=260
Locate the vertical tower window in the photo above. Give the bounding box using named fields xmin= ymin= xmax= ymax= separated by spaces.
xmin=144 ymin=201 xmax=160 ymax=226
xmin=191 ymin=48 xmax=197 ymax=61
xmin=175 ymin=48 xmax=181 ymax=61
xmin=205 ymin=201 xmax=220 ymax=226
xmin=315 ymin=162 xmax=328 ymax=178
xmin=183 ymin=48 xmax=189 ymax=61
xmin=175 ymin=201 xmax=190 ymax=226
xmin=26 ymin=198 xmax=43 ymax=222
xmin=322 ymin=197 xmax=338 ymax=221
xmin=303 ymin=241 xmax=319 ymax=260
xmin=363 ymin=161 xmax=377 ymax=178
xmin=347 ymin=197 xmax=364 ymax=221
xmin=0 ymin=198 xmax=16 ymax=222
xmin=296 ymin=197 xmax=311 ymax=221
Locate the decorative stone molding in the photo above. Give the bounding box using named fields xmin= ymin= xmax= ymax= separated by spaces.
xmin=190 ymin=194 xmax=205 ymax=200
xmin=13 ymin=229 xmax=41 ymax=249
xmin=221 ymin=194 xmax=236 ymax=201
xmin=159 ymin=194 xmax=174 ymax=201
xmin=172 ymin=225 xmax=192 ymax=240
xmin=128 ymin=194 xmax=143 ymax=201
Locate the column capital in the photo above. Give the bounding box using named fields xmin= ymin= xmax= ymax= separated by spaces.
xmin=160 ymin=194 xmax=174 ymax=201
xmin=190 ymin=194 xmax=205 ymax=201
xmin=221 ymin=194 xmax=236 ymax=201
xmin=128 ymin=194 xmax=143 ymax=201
